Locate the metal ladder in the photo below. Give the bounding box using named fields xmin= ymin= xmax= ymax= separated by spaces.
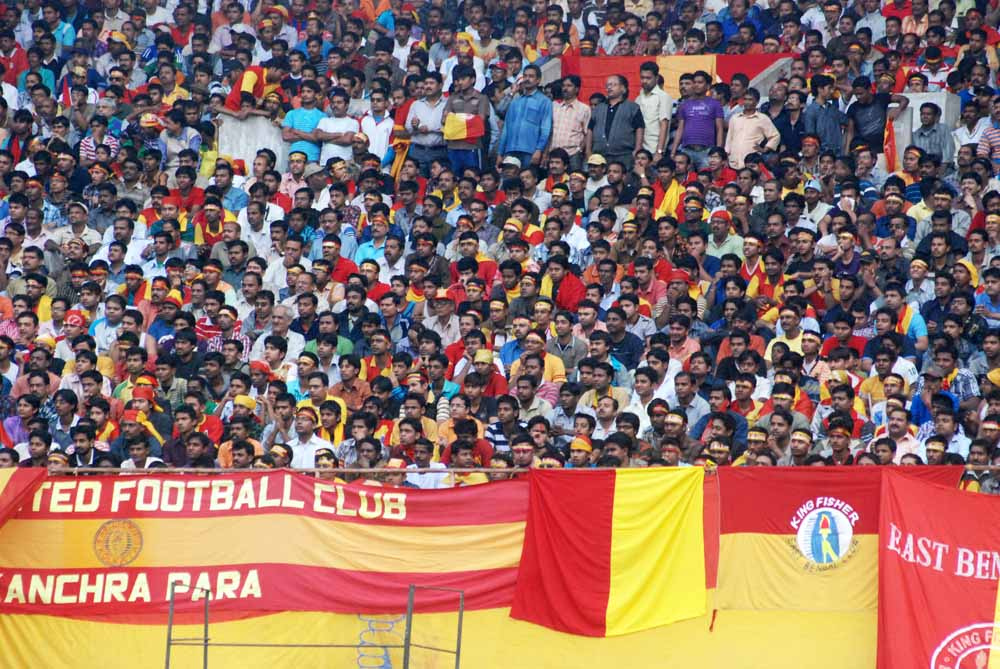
xmin=163 ymin=582 xmax=465 ymax=669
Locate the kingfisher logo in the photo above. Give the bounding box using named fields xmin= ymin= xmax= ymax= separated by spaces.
xmin=789 ymin=497 xmax=859 ymax=567
xmin=931 ymin=623 xmax=996 ymax=668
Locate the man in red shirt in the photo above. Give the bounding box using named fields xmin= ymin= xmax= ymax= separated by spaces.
xmin=224 ymin=59 xmax=289 ymax=111
xmin=323 ymin=235 xmax=359 ymax=283
xmin=472 ymin=349 xmax=509 ymax=397
xmin=543 ymin=255 xmax=585 ymax=311
xmin=0 ymin=31 xmax=27 ymax=87
xmin=821 ymin=314 xmax=867 ymax=358
xmin=634 ymin=256 xmax=668 ymax=306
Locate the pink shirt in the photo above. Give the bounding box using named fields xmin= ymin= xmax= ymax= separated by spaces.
xmin=637 ymin=278 xmax=668 ymax=306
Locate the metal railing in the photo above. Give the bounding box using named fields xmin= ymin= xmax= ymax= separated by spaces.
xmin=66 ymin=466 xmax=530 ymax=474
xmin=163 ymin=583 xmax=464 ymax=669
xmin=50 ymin=464 xmax=994 ymax=478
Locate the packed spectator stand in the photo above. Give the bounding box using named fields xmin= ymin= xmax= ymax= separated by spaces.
xmin=0 ymin=0 xmax=996 ymax=494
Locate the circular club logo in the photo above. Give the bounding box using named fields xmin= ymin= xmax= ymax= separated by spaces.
xmin=93 ymin=519 xmax=143 ymax=567
xmin=795 ymin=506 xmax=854 ymax=565
xmin=931 ymin=623 xmax=997 ymax=669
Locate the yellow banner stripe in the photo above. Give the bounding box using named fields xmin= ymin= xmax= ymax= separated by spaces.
xmin=0 ymin=599 xmax=878 ymax=669
xmin=0 ymin=468 xmax=16 ymax=498
xmin=655 ymin=55 xmax=717 ymax=98
xmin=606 ymin=468 xmax=705 ymax=636
xmin=716 ymin=533 xmax=878 ymax=611
xmin=0 ymin=516 xmax=525 ymax=572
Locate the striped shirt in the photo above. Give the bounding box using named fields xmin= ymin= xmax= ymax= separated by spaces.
xmin=551 ymin=98 xmax=591 ymax=156
xmin=78 ymin=134 xmax=120 ymax=163
xmin=485 ymin=419 xmax=527 ymax=453
xmin=976 ymin=122 xmax=1000 ymax=170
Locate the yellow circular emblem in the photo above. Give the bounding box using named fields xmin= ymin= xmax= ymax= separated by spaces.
xmin=93 ymin=519 xmax=143 ymax=567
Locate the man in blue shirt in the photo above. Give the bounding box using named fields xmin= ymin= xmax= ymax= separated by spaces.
xmin=499 ymin=315 xmax=532 ymax=370
xmin=215 ymin=163 xmax=248 ymax=212
xmin=975 ymin=267 xmax=1000 ymax=328
xmin=496 ymin=64 xmax=551 ymax=169
xmin=281 ymin=80 xmax=324 ymax=161
xmin=354 ymin=214 xmax=390 ymax=264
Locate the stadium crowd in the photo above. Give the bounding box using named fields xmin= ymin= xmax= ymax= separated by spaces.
xmin=0 ymin=0 xmax=998 ymax=491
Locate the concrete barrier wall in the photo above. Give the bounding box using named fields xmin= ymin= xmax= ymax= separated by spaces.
xmin=218 ymin=115 xmax=291 ymax=173
xmin=892 ymin=91 xmax=962 ymax=162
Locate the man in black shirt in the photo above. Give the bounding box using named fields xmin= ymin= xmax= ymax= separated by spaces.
xmin=843 ymin=76 xmax=909 ymax=154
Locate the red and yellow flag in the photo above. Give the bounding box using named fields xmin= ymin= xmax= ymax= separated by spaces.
xmin=510 ymin=468 xmax=705 ymax=636
xmin=884 ymin=121 xmax=900 ymax=173
xmin=442 ymin=112 xmax=486 ymax=143
xmin=716 ymin=467 xmax=961 ymax=612
xmin=878 ymin=471 xmax=1000 ymax=669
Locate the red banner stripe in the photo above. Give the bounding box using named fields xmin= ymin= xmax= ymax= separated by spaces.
xmin=0 ymin=469 xmax=46 ymax=529
xmin=718 ymin=467 xmax=963 ymax=535
xmin=877 ymin=471 xmax=1000 ymax=669
xmin=20 ymin=473 xmax=529 ymax=526
xmin=510 ymin=469 xmax=616 ymax=636
xmin=703 ymin=473 xmax=720 ymax=590
xmin=0 ymin=564 xmax=517 ymax=620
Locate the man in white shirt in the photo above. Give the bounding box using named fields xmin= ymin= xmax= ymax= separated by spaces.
xmin=286 ymin=406 xmax=334 ymax=469
xmin=438 ymin=41 xmax=486 ymax=91
xmin=392 ymin=19 xmax=419 ymax=65
xmin=316 ymin=89 xmax=359 ymax=165
xmin=406 ymin=440 xmax=448 ymax=489
xmin=953 ymin=104 xmax=991 ymax=162
xmin=359 ymin=90 xmax=394 ymax=161
xmin=249 ymin=305 xmax=306 ymax=363
xmin=238 ymin=200 xmax=280 ymax=256
xmin=91 ymin=220 xmax=146 ymax=266
xmin=636 ymin=62 xmax=673 ymax=159
xmin=376 ymin=235 xmax=407 ymax=283
xmin=405 ymin=72 xmax=448 ymax=169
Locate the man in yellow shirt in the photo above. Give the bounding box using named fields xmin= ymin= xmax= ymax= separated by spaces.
xmin=765 ymin=304 xmax=805 ymax=363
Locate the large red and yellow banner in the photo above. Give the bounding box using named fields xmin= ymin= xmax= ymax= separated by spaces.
xmin=0 ymin=468 xmax=890 ymax=668
xmin=0 ymin=472 xmax=527 ymax=620
xmin=511 ymin=468 xmax=705 ymax=636
xmin=578 ymin=53 xmax=793 ymax=99
xmin=877 ymin=471 xmax=1000 ymax=669
xmin=716 ymin=467 xmax=962 ymax=612
xmin=0 ymin=467 xmax=976 ymax=668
